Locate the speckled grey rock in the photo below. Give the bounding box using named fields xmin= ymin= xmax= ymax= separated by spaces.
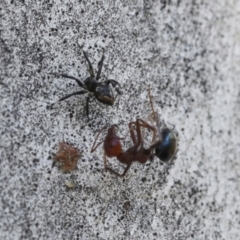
xmin=1 ymin=1 xmax=240 ymax=239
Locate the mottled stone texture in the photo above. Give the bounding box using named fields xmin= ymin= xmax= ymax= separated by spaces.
xmin=1 ymin=0 xmax=240 ymax=239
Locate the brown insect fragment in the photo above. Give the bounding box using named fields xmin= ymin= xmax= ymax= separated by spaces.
xmin=54 ymin=142 xmax=81 ymax=172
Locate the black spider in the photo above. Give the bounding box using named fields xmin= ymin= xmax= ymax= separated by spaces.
xmin=48 ymin=51 xmax=122 ymax=119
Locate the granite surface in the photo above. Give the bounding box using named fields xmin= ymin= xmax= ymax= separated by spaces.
xmin=1 ymin=0 xmax=240 ymax=239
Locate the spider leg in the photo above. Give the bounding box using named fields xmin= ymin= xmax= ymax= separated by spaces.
xmin=104 ymin=79 xmax=122 ymax=95
xmin=49 ymin=73 xmax=85 ymax=89
xmin=83 ymin=51 xmax=95 ymax=78
xmin=48 ymin=90 xmax=87 ymax=108
xmin=86 ymin=95 xmax=90 ymax=120
xmin=96 ymin=50 xmax=105 ymax=80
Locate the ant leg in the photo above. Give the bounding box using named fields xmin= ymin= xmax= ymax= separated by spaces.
xmin=128 ymin=119 xmax=156 ymax=148
xmin=105 ymin=79 xmax=122 ymax=95
xmin=129 ymin=120 xmax=155 ymax=164
xmin=105 ymin=162 xmax=132 ymax=178
xmin=147 ymin=86 xmax=162 ymax=132
xmin=128 ymin=121 xmax=138 ymax=145
xmin=148 ymin=86 xmax=156 ymax=115
xmin=136 ymin=119 xmax=157 ymax=144
xmin=129 ymin=119 xmax=150 ymax=147
xmin=104 ymin=152 xmax=107 ymax=168
xmin=83 ymin=51 xmax=95 ymax=78
xmin=91 ymin=126 xmax=107 ymax=152
xmin=96 ymin=51 xmax=105 ymax=80
xmin=48 ymin=90 xmax=87 ymax=109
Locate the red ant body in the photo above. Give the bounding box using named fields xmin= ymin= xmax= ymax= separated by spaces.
xmin=91 ymin=88 xmax=177 ymax=177
xmin=91 ymin=120 xmax=156 ymax=177
xmin=104 ymin=126 xmax=123 ymax=158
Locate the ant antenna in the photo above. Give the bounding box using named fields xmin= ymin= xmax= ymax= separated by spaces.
xmin=112 ymin=124 xmax=119 ymax=129
xmin=148 ymin=87 xmax=154 ymax=111
xmin=148 ymin=86 xmax=157 ymax=120
xmin=148 ymin=86 xmax=162 ymax=136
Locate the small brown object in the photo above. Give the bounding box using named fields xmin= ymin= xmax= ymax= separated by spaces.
xmin=54 ymin=143 xmax=81 ymax=172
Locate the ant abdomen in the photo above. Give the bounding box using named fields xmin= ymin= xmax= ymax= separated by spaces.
xmin=155 ymin=128 xmax=177 ymax=162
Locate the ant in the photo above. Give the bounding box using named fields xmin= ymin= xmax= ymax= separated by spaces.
xmin=48 ymin=50 xmax=122 ymax=119
xmin=91 ymin=88 xmax=177 ymax=177
xmin=91 ymin=120 xmax=156 ymax=177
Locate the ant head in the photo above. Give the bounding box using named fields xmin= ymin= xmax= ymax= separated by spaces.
xmin=104 ymin=125 xmax=123 ymax=158
xmin=154 ymin=128 xmax=177 ymax=163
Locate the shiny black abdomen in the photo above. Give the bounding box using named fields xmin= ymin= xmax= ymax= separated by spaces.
xmin=155 ymin=128 xmax=177 ymax=162
xmin=94 ymin=84 xmax=114 ymax=105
